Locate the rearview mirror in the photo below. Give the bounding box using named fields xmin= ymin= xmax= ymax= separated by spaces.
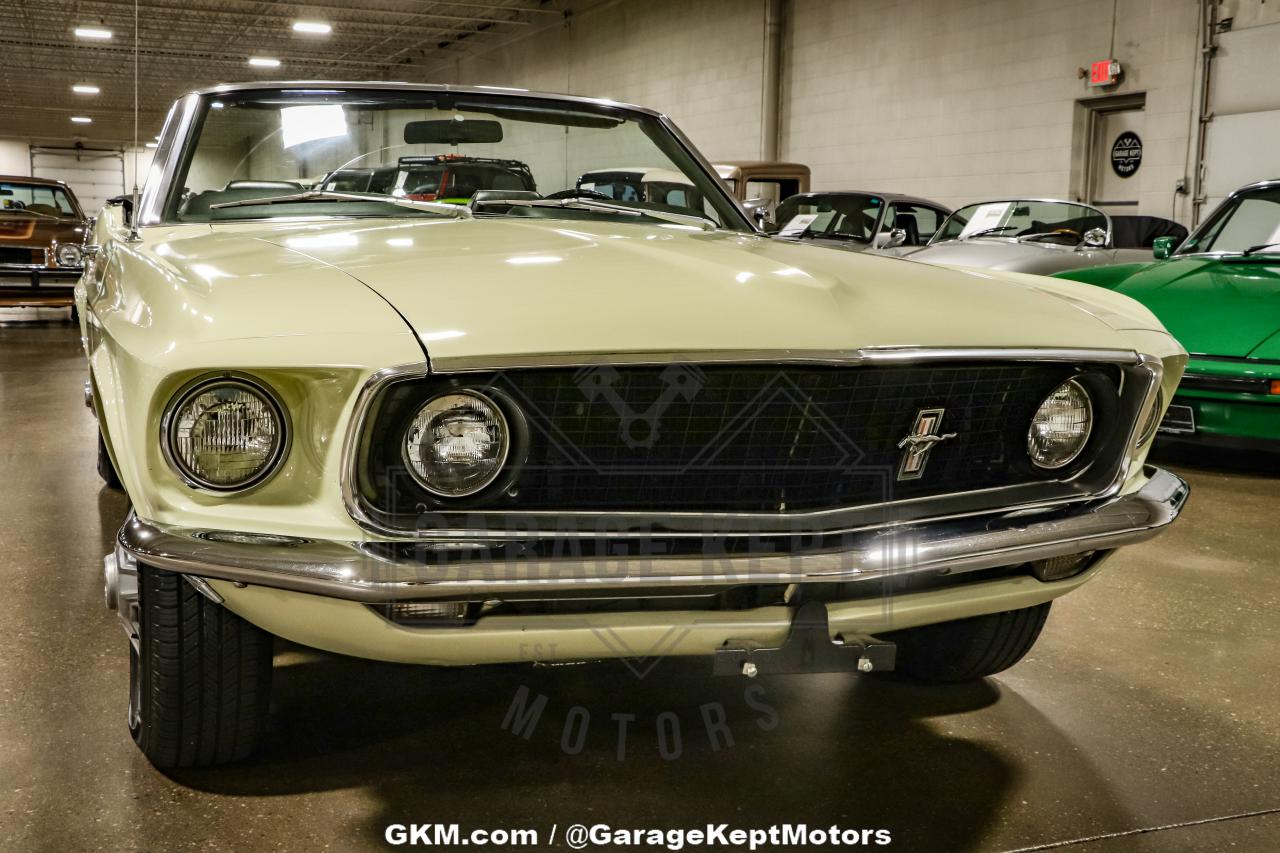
xmin=1152 ymin=235 xmax=1176 ymax=259
xmin=404 ymin=119 xmax=503 ymax=145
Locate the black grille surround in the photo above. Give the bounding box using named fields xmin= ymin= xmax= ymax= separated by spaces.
xmin=0 ymin=247 xmax=40 ymax=266
xmin=354 ymin=361 xmax=1133 ymax=533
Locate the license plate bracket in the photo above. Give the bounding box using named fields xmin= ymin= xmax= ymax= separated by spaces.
xmin=713 ymin=600 xmax=896 ymax=676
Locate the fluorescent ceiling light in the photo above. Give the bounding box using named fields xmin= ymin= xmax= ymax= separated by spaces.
xmin=280 ymin=104 xmax=348 ymax=148
xmin=74 ymin=27 xmax=112 ymax=39
xmin=72 ymin=84 xmax=100 ymax=95
xmin=248 ymin=57 xmax=281 ymax=68
xmin=145 ymin=142 xmax=158 ymax=148
xmin=70 ymin=116 xmax=93 ymax=124
xmin=292 ymin=21 xmax=331 ymax=34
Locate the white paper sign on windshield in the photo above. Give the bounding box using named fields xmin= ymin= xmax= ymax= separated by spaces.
xmin=778 ymin=213 xmax=819 ymax=236
xmin=959 ymin=202 xmax=1013 ymax=238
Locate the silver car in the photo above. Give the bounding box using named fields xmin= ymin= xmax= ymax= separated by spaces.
xmin=900 ymin=199 xmax=1187 ymax=274
xmin=769 ymin=191 xmax=951 ymax=254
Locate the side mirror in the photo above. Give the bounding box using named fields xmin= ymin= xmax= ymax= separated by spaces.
xmin=1081 ymin=227 xmax=1108 ymax=249
xmin=743 ymin=197 xmax=772 ymax=230
xmin=879 ymin=228 xmax=907 ymax=250
xmin=1152 ymin=235 xmax=1176 ymax=259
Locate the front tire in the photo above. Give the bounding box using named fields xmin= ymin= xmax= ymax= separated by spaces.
xmin=130 ymin=564 xmax=273 ymax=768
xmin=881 ymin=602 xmax=1051 ymax=683
xmin=97 ymin=432 xmax=124 ymax=490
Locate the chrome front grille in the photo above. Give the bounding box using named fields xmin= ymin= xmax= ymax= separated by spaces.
xmin=353 ymin=359 xmax=1135 ymax=533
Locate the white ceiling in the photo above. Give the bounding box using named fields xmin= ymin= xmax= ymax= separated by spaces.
xmin=0 ymin=0 xmax=580 ymax=144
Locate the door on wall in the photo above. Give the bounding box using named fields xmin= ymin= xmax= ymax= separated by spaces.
xmin=29 ymin=146 xmax=125 ymax=214
xmin=1201 ymin=21 xmax=1280 ymax=214
xmin=1086 ymin=101 xmax=1146 ymax=216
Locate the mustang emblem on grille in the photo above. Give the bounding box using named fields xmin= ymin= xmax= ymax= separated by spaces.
xmin=896 ymin=408 xmax=957 ymax=480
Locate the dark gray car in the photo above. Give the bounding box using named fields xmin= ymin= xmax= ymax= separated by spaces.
xmin=769 ymin=191 xmax=951 ymax=255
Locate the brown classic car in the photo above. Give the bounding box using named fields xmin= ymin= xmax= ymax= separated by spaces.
xmin=713 ymin=161 xmax=810 ymax=228
xmin=0 ymin=175 xmax=88 ymax=308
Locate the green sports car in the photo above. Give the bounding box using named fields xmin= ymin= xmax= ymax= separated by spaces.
xmin=1056 ymin=179 xmax=1280 ymax=449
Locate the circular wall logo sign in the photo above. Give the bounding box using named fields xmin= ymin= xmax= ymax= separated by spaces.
xmin=1111 ymin=131 xmax=1142 ymax=178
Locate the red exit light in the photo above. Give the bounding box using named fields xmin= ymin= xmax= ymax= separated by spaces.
xmin=1089 ymin=59 xmax=1121 ymax=86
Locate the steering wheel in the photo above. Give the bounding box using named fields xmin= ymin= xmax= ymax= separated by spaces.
xmin=544 ymin=189 xmax=610 ymax=201
xmin=1052 ymin=228 xmax=1080 ymax=238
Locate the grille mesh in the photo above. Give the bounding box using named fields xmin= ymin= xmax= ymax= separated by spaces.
xmin=363 ymin=362 xmax=1094 ymax=516
xmin=0 ymin=247 xmax=40 ymax=265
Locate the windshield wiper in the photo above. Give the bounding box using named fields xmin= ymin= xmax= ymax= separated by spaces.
xmin=209 ymin=190 xmax=472 ymax=219
xmin=795 ymin=231 xmax=867 ymax=242
xmin=486 ymin=196 xmax=716 ymax=231
xmin=964 ymin=226 xmax=1019 ymax=239
xmin=1242 ymin=242 xmax=1280 ymax=256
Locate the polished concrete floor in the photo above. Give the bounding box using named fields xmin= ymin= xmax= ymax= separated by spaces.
xmin=1 ymin=316 xmax=1278 ymax=853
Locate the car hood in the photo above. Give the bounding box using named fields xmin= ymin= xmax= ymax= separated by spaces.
xmin=900 ymin=239 xmax=1067 ymax=269
xmin=0 ymin=214 xmax=84 ymax=248
xmin=1106 ymin=257 xmax=1280 ymax=358
xmin=184 ymin=217 xmax=1167 ymax=367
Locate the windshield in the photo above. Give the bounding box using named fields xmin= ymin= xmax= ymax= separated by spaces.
xmin=166 ymin=89 xmax=746 ymax=230
xmin=1179 ymin=187 xmax=1280 ymax=255
xmin=933 ymin=200 xmax=1105 ymax=245
xmin=771 ymin=193 xmax=882 ymax=241
xmin=0 ymin=182 xmax=80 ymax=218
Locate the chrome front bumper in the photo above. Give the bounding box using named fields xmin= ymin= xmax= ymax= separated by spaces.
xmin=117 ymin=467 xmax=1188 ymax=603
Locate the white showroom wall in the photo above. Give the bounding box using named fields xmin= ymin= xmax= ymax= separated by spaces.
xmin=784 ymin=0 xmax=1200 ymax=219
xmin=0 ymin=137 xmax=154 ymax=212
xmin=431 ymin=0 xmax=1244 ymax=224
xmin=438 ymin=0 xmax=767 ymax=162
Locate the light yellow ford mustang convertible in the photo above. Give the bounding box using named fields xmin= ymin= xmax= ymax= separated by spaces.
xmin=79 ymin=82 xmax=1189 ymax=768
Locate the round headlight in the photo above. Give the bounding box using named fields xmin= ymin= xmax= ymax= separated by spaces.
xmin=403 ymin=391 xmax=509 ymax=497
xmin=165 ymin=378 xmax=287 ymax=490
xmin=1136 ymin=387 xmax=1164 ymax=446
xmin=1028 ymin=378 xmax=1093 ymax=469
xmin=56 ymin=243 xmax=83 ymax=268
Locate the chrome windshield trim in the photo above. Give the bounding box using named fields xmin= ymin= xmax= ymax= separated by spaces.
xmin=122 ymin=467 xmax=1189 ymax=603
xmin=142 ymin=84 xmax=757 ymax=234
xmin=138 ymin=95 xmax=199 ymax=227
xmin=186 ymin=81 xmax=664 ymax=117
xmin=338 ymin=349 xmax=1158 ymax=539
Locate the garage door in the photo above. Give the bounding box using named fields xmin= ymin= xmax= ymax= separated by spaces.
xmin=1202 ymin=22 xmax=1280 ymax=211
xmin=29 ymin=146 xmax=125 ymax=215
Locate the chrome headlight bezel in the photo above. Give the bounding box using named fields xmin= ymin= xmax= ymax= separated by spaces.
xmin=1135 ymin=387 xmax=1164 ymax=447
xmin=1027 ymin=377 xmax=1094 ymax=470
xmin=161 ymin=374 xmax=290 ymax=492
xmin=55 ymin=242 xmax=83 ymax=268
xmin=401 ymin=389 xmax=512 ymax=498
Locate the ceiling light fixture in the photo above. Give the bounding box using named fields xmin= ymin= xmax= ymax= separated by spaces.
xmin=248 ymin=57 xmax=281 ymax=68
xmin=74 ymin=27 xmax=113 ymax=39
xmin=292 ymin=21 xmax=331 ymax=35
xmin=71 ymin=116 xmax=93 ymax=124
xmin=145 ymin=142 xmax=158 ymax=148
xmin=72 ymin=84 xmax=101 ymax=95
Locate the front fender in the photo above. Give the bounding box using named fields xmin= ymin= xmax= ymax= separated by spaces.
xmin=1052 ymin=262 xmax=1153 ymax=288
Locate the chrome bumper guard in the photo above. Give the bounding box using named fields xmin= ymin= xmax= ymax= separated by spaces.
xmin=116 ymin=467 xmax=1188 ymax=604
